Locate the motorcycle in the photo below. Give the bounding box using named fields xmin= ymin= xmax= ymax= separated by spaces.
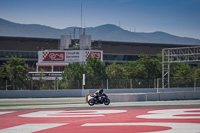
xmin=88 ymin=93 xmax=110 ymax=106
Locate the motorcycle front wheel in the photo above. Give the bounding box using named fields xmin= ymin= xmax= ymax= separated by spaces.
xmin=104 ymin=98 xmax=110 ymax=105
xmin=88 ymin=99 xmax=95 ymax=106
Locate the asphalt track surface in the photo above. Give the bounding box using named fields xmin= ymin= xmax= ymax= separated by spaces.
xmin=0 ymin=98 xmax=85 ymax=105
xmin=0 ymin=99 xmax=200 ymax=133
xmin=0 ymin=98 xmax=200 ymax=110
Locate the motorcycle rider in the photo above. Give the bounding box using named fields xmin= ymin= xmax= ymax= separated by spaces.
xmin=94 ymin=88 xmax=104 ymax=102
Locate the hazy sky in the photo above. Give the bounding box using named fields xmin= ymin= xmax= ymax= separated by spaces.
xmin=0 ymin=0 xmax=200 ymax=39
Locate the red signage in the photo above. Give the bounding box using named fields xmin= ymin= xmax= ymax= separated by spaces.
xmin=85 ymin=51 xmax=101 ymax=61
xmin=42 ymin=52 xmax=65 ymax=61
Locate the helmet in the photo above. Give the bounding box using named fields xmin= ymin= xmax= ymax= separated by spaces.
xmin=99 ymin=88 xmax=103 ymax=94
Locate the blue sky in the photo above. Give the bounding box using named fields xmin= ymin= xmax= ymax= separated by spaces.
xmin=0 ymin=0 xmax=200 ymax=39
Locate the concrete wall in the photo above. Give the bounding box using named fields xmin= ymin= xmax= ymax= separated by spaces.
xmin=0 ymin=88 xmax=158 ymax=98
xmin=88 ymin=87 xmax=199 ymax=94
xmin=0 ymin=88 xmax=199 ymax=102
xmin=108 ymin=91 xmax=200 ymax=102
xmin=0 ymin=90 xmax=89 ymax=98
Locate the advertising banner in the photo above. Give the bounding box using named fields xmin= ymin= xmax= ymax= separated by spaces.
xmin=38 ymin=50 xmax=102 ymax=63
xmin=66 ymin=51 xmax=81 ymax=63
xmin=42 ymin=51 xmax=65 ymax=62
xmin=85 ymin=51 xmax=102 ymax=61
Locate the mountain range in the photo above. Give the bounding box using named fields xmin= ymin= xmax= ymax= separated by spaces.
xmin=0 ymin=18 xmax=200 ymax=45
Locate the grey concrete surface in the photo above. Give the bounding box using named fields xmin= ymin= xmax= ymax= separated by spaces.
xmin=0 ymin=99 xmax=200 ymax=110
xmin=0 ymin=97 xmax=85 ymax=105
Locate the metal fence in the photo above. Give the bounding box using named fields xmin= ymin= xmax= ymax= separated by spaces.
xmin=0 ymin=78 xmax=199 ymax=90
xmin=157 ymin=78 xmax=200 ymax=89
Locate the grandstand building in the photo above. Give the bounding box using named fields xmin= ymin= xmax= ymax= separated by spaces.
xmin=0 ymin=35 xmax=195 ymax=72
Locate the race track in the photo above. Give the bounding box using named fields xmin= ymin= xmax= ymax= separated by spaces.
xmin=0 ymin=101 xmax=200 ymax=133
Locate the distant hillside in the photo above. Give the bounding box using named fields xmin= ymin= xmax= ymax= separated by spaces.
xmin=0 ymin=18 xmax=200 ymax=45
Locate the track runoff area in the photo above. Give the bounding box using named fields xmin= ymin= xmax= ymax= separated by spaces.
xmin=0 ymin=102 xmax=200 ymax=133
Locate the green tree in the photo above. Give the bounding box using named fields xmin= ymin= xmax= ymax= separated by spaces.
xmin=0 ymin=56 xmax=28 ymax=90
xmin=170 ymin=62 xmax=193 ymax=87
xmin=123 ymin=61 xmax=139 ymax=79
xmin=136 ymin=55 xmax=161 ymax=79
xmin=85 ymin=57 xmax=106 ymax=88
xmin=106 ymin=62 xmax=127 ymax=88
xmin=85 ymin=57 xmax=106 ymax=80
xmin=0 ymin=66 xmax=8 ymax=90
xmin=194 ymin=65 xmax=200 ymax=79
xmin=61 ymin=62 xmax=85 ymax=89
xmin=122 ymin=61 xmax=146 ymax=88
xmin=106 ymin=62 xmax=125 ymax=80
xmin=32 ymin=69 xmax=54 ymax=90
xmin=170 ymin=62 xmax=192 ymax=78
xmin=122 ymin=55 xmax=161 ymax=88
xmin=156 ymin=51 xmax=164 ymax=62
xmin=194 ymin=65 xmax=200 ymax=87
xmin=61 ymin=57 xmax=106 ymax=89
xmin=0 ymin=64 xmax=8 ymax=80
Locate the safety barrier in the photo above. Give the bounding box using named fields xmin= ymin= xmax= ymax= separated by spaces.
xmin=85 ymin=91 xmax=200 ymax=102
